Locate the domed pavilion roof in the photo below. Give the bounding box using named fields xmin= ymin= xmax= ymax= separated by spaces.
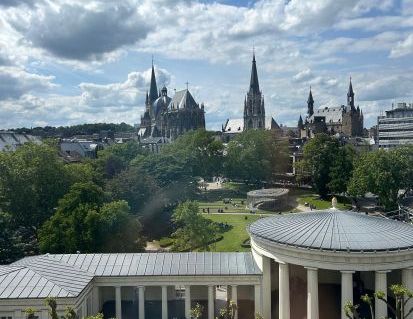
xmin=249 ymin=209 xmax=413 ymax=253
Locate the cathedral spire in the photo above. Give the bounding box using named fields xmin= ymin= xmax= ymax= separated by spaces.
xmin=298 ymin=115 xmax=304 ymax=129
xmin=149 ymin=60 xmax=158 ymax=103
xmin=347 ymin=76 xmax=355 ymax=109
xmin=249 ymin=51 xmax=260 ymax=94
xmin=307 ymin=86 xmax=314 ymax=116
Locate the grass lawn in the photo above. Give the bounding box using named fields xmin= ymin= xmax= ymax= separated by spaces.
xmin=204 ymin=214 xmax=263 ymax=252
xmin=297 ymin=193 xmax=352 ymax=210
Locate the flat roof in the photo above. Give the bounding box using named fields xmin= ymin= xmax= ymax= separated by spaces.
xmin=0 ymin=252 xmax=261 ymax=300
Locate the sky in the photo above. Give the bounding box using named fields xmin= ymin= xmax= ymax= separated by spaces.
xmin=0 ymin=0 xmax=413 ymax=130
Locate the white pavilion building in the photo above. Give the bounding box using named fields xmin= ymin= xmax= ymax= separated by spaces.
xmin=2 ymin=207 xmax=413 ymax=319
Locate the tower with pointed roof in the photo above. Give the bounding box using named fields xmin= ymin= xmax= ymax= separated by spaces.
xmin=243 ymin=52 xmax=265 ymax=130
xmin=307 ymin=87 xmax=314 ymax=117
xmin=347 ymin=77 xmax=355 ymax=109
xmin=300 ymin=78 xmax=363 ymax=138
xmin=138 ymin=61 xmax=205 ymax=141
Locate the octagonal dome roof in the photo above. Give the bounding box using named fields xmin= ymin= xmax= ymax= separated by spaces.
xmin=249 ymin=209 xmax=413 ymax=252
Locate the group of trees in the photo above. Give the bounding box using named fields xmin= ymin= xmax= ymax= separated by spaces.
xmin=297 ymin=134 xmax=413 ymax=210
xmin=12 ymin=122 xmax=134 ymax=138
xmin=0 ymin=128 xmax=287 ymax=263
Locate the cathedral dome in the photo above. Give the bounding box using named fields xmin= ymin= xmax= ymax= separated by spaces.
xmin=152 ymin=95 xmax=171 ymax=117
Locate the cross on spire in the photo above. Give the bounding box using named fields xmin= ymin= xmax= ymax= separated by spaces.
xmin=185 ymin=81 xmax=189 ymax=90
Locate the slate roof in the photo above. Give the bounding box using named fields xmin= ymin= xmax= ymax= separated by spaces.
xmin=0 ymin=131 xmax=41 ymax=152
xmin=249 ymin=209 xmax=413 ymax=252
xmin=170 ymin=89 xmax=198 ymax=110
xmin=223 ymin=117 xmax=278 ymax=133
xmin=310 ymin=106 xmax=348 ymax=124
xmin=0 ymin=253 xmax=260 ymax=300
xmin=0 ymin=255 xmax=94 ymax=299
xmin=49 ymin=252 xmax=261 ymax=277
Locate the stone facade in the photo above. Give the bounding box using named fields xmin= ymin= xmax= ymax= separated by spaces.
xmin=243 ymin=53 xmax=266 ymax=130
xmin=138 ymin=64 xmax=205 ymax=140
xmin=299 ymin=80 xmax=364 ymax=138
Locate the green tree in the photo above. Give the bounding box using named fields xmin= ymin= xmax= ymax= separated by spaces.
xmin=94 ymin=141 xmax=147 ymax=179
xmin=348 ymin=149 xmax=407 ymax=211
xmin=0 ymin=142 xmax=71 ymax=228
xmin=172 ymin=201 xmax=218 ymax=251
xmin=0 ymin=212 xmax=24 ymax=263
xmin=328 ymin=144 xmax=357 ymax=194
xmin=224 ymin=130 xmax=288 ymax=184
xmin=106 ymin=166 xmax=160 ymax=215
xmin=297 ymin=134 xmax=355 ymax=198
xmin=38 ymin=182 xmax=144 ymax=253
xmin=166 ymin=129 xmax=224 ymax=179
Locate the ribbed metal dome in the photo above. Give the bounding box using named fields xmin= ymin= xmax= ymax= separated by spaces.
xmin=249 ymin=209 xmax=413 ymax=252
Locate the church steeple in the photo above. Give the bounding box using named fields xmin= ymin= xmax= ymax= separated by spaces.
xmin=307 ymin=87 xmax=314 ymax=116
xmin=298 ymin=115 xmax=304 ymax=129
xmin=249 ymin=51 xmax=260 ymax=94
xmin=347 ymin=77 xmax=355 ymax=109
xmin=149 ymin=60 xmax=158 ymax=104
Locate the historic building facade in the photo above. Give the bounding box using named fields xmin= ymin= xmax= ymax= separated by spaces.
xmin=222 ymin=53 xmax=279 ymax=141
xmin=138 ymin=63 xmax=205 ymax=140
xmin=243 ymin=53 xmax=266 ymax=130
xmin=298 ymin=79 xmax=364 ymax=138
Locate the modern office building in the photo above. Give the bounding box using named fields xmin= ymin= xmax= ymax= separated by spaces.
xmin=2 ymin=206 xmax=413 ymax=319
xmin=378 ymin=102 xmax=413 ymax=148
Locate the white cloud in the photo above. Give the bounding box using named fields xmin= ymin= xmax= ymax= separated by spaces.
xmin=0 ymin=66 xmax=56 ymax=100
xmin=390 ymin=33 xmax=413 ymax=58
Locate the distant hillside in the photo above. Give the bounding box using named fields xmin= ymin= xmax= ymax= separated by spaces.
xmin=11 ymin=123 xmax=135 ymax=138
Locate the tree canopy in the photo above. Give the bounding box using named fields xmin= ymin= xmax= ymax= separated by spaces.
xmin=38 ymin=182 xmax=144 ymax=253
xmin=171 ymin=201 xmax=218 ymax=251
xmin=348 ymin=148 xmax=410 ymax=211
xmin=224 ymin=129 xmax=288 ymax=183
xmin=296 ymin=134 xmax=356 ymax=198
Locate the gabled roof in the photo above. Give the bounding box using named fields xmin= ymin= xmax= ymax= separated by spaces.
xmin=0 ymin=255 xmax=94 ymax=299
xmin=170 ymin=89 xmax=198 ymax=110
xmin=1 ymin=252 xmax=260 ymax=300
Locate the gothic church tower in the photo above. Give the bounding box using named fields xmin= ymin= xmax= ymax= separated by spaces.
xmin=243 ymin=52 xmax=265 ymax=130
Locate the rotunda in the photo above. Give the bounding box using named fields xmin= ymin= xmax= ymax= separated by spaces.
xmin=248 ymin=207 xmax=413 ymax=319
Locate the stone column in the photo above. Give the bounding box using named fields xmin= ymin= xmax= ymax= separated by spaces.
xmin=14 ymin=310 xmax=22 ymax=319
xmin=41 ymin=310 xmax=48 ymax=319
xmin=81 ymin=298 xmax=87 ymax=318
xmin=162 ymin=286 xmax=168 ymax=319
xmin=138 ymin=286 xmax=145 ymax=319
xmin=231 ymin=285 xmax=238 ymax=319
xmin=341 ymin=271 xmax=354 ymax=319
xmin=262 ymin=255 xmax=271 ymax=319
xmin=115 ymin=286 xmax=122 ymax=319
xmin=208 ymin=285 xmax=215 ymax=319
xmin=402 ymin=268 xmax=413 ymax=319
xmin=254 ymin=284 xmax=262 ymax=316
xmin=375 ymin=271 xmax=389 ymax=319
xmin=92 ymin=286 xmax=100 ymax=314
xmin=306 ymin=267 xmax=319 ymax=319
xmin=279 ymin=262 xmax=290 ymax=319
xmin=185 ymin=285 xmax=191 ymax=319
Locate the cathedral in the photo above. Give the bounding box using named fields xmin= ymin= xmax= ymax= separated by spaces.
xmin=138 ymin=63 xmax=205 ymax=140
xmin=298 ymin=78 xmax=364 ymax=138
xmin=222 ymin=52 xmax=279 ymax=140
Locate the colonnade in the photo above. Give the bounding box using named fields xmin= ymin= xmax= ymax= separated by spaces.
xmin=261 ymin=255 xmax=413 ymax=319
xmin=94 ymin=283 xmax=262 ymax=319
